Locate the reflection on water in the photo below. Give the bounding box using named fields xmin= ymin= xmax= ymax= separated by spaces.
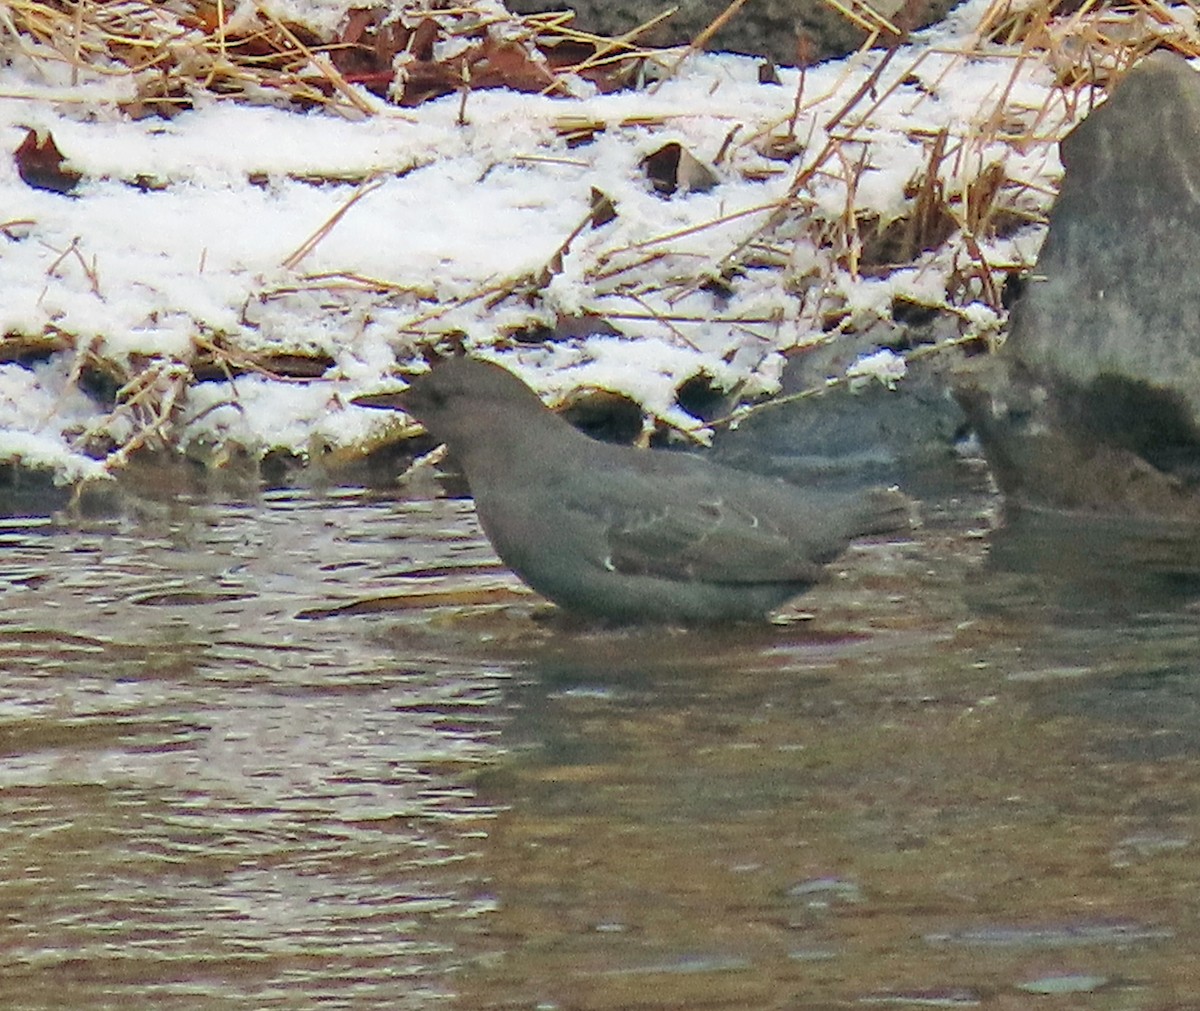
xmin=0 ymin=490 xmax=508 ymax=1010
xmin=1 ymin=482 xmax=1199 ymax=1009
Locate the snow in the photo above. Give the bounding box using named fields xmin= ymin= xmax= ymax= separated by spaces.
xmin=846 ymin=349 xmax=907 ymax=391
xmin=0 ymin=363 xmax=110 ymax=482
xmin=0 ymin=0 xmax=1164 ymax=483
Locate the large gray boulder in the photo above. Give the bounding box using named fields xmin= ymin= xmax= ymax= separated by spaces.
xmin=1007 ymin=51 xmax=1200 ymax=413
xmin=956 ymin=51 xmax=1200 ymax=518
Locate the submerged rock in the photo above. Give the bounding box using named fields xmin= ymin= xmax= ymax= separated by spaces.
xmin=956 ymin=52 xmax=1200 ymax=518
xmin=713 ymin=356 xmax=969 ymax=495
xmin=712 ymin=322 xmax=971 ymax=496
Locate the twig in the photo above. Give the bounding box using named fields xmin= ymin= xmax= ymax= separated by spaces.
xmin=256 ymin=7 xmax=378 ymax=116
xmin=649 ymin=0 xmax=754 ymax=93
xmin=541 ymin=5 xmax=679 ymax=95
xmin=708 ymin=331 xmax=983 ymax=430
xmin=282 ymin=177 xmax=385 ymax=271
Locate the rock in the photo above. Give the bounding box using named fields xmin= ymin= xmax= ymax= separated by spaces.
xmin=506 ymin=0 xmax=959 ymax=66
xmin=955 ymin=52 xmax=1200 ymax=518
xmin=1007 ymin=51 xmax=1200 ymax=413
xmin=712 ymin=317 xmax=971 ymax=495
xmin=711 ymin=354 xmax=969 ymax=494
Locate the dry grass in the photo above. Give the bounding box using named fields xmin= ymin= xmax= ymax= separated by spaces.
xmin=1 ymin=1 xmax=353 ymax=115
xmin=531 ymin=0 xmax=1198 ymax=366
xmin=0 ymin=1 xmax=674 ymax=115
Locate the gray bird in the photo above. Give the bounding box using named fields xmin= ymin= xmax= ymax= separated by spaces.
xmin=361 ymin=357 xmax=911 ymax=624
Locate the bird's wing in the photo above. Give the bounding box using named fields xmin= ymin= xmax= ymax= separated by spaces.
xmin=559 ymin=467 xmax=830 ymax=585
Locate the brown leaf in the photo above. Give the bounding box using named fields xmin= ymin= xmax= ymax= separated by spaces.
xmin=590 ymin=187 xmax=617 ymax=228
xmin=14 ymin=128 xmax=82 ymax=195
xmin=468 ymin=37 xmax=559 ymax=93
xmin=641 ymin=141 xmax=718 ymax=196
xmin=758 ymin=60 xmax=781 ymax=85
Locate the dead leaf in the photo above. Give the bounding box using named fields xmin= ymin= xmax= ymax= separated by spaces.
xmin=590 ymin=187 xmax=617 ymax=227
xmin=641 ymin=141 xmax=719 ymax=196
xmin=14 ymin=128 xmax=81 ymax=194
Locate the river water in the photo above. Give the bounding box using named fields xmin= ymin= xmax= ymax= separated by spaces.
xmin=2 ymin=475 xmax=1200 ymax=1010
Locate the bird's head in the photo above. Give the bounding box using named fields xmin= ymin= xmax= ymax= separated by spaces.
xmin=356 ymin=357 xmax=559 ymax=457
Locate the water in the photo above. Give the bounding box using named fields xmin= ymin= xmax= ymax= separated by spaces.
xmin=2 ymin=479 xmax=1199 ymax=1009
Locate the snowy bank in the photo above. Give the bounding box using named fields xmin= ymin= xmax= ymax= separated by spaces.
xmin=0 ymin=0 xmax=1192 ymax=484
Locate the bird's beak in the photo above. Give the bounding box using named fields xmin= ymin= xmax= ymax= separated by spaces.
xmin=352 ymin=389 xmax=410 ymax=412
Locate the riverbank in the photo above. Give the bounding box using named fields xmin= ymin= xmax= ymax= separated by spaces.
xmin=0 ymin=0 xmax=1189 ymax=488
